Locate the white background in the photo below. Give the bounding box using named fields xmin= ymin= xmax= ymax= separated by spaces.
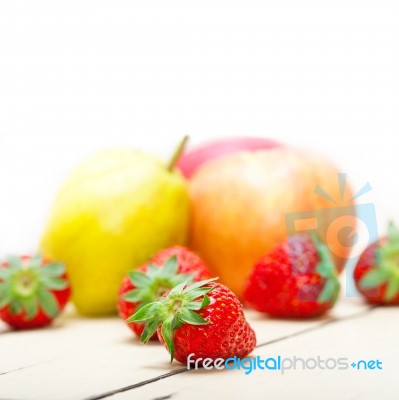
xmin=0 ymin=1 xmax=398 ymax=254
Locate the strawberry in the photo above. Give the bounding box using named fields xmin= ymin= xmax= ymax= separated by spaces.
xmin=129 ymin=278 xmax=256 ymax=364
xmin=118 ymin=246 xmax=212 ymax=339
xmin=151 ymin=246 xmax=211 ymax=282
xmin=0 ymin=255 xmax=71 ymax=329
xmin=243 ymin=234 xmax=340 ymax=318
xmin=354 ymin=222 xmax=399 ymax=305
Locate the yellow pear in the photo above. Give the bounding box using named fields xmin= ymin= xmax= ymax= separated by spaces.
xmin=40 ymin=142 xmax=189 ymax=315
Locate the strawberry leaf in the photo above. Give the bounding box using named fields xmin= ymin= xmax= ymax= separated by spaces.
xmin=0 ymin=286 xmax=12 ymax=308
xmin=185 ymin=287 xmax=214 ymax=301
xmin=129 ymin=271 xmax=152 ymax=288
xmin=170 ymin=273 xmax=194 ymax=287
xmin=141 ymin=317 xmax=161 ymax=343
xmin=41 ymin=262 xmax=65 ymax=277
xmin=0 ymin=269 xmax=11 ymax=280
xmin=184 ymin=278 xmax=217 ymax=293
xmin=384 ymin=278 xmax=399 ymax=302
xmin=162 ymin=256 xmax=178 ymax=276
xmin=314 ymin=239 xmax=337 ymax=278
xmin=161 ymin=320 xmax=175 ymax=362
xmin=123 ymin=289 xmax=145 ymax=303
xmin=5 ymin=255 xmax=23 ymax=269
xmin=37 ymin=288 xmax=59 ymax=318
xmin=10 ymin=299 xmax=22 ymax=314
xmin=200 ymin=294 xmax=211 ymax=309
xmin=186 ymin=302 xmax=201 ymax=310
xmin=360 ymin=268 xmax=388 ymax=289
xmin=180 ymin=308 xmax=208 ymax=325
xmin=127 ymin=302 xmax=163 ymax=323
xmin=318 ymin=280 xmax=338 ymax=303
xmin=168 ymin=282 xmax=187 ymax=295
xmin=149 ymin=265 xmax=162 ymax=277
xmin=22 ymin=297 xmax=39 ymax=320
xmin=0 ymin=282 xmax=7 ymax=297
xmin=171 ymin=313 xmax=183 ymax=330
xmin=29 ymin=255 xmax=43 ymax=268
xmin=187 ymin=294 xmax=211 ymax=310
xmin=388 ymin=221 xmax=399 ymax=244
xmin=41 ymin=277 xmax=69 ymax=291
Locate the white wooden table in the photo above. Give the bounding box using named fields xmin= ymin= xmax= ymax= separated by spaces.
xmin=0 ymin=295 xmax=397 ymax=400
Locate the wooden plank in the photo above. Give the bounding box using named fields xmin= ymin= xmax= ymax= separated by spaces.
xmin=0 ymin=297 xmax=371 ymax=400
xmin=108 ymin=307 xmax=398 ymax=400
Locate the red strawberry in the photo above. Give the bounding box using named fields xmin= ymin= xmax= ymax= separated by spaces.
xmin=243 ymin=234 xmax=340 ymax=318
xmin=129 ymin=278 xmax=256 ymax=364
xmin=354 ymin=222 xmax=399 ymax=305
xmin=118 ymin=246 xmax=212 ymax=339
xmin=0 ymin=255 xmax=71 ymax=329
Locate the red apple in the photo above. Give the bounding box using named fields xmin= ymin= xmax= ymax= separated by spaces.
xmin=188 ymin=147 xmax=354 ymax=299
xmin=177 ymin=137 xmax=280 ymax=178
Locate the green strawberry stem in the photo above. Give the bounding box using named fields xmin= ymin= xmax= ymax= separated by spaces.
xmin=167 ymin=136 xmax=189 ymax=172
xmin=123 ymin=256 xmax=194 ymax=311
xmin=0 ymin=255 xmax=68 ymax=319
xmin=127 ymin=277 xmax=217 ymax=361
xmin=360 ymin=221 xmax=399 ymax=301
xmin=311 ymin=235 xmax=340 ymax=303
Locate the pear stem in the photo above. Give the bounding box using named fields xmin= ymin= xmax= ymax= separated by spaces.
xmin=167 ymin=136 xmax=189 ymax=172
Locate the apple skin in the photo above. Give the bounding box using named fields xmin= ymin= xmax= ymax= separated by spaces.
xmin=177 ymin=137 xmax=280 ymax=179
xmin=188 ymin=147 xmax=354 ymax=299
